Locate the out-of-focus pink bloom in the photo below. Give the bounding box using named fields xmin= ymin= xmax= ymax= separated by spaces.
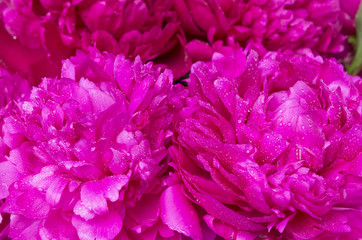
xmin=176 ymin=0 xmax=352 ymax=59
xmin=166 ymin=48 xmax=362 ymax=239
xmin=0 ymin=50 xmax=184 ymax=239
xmin=338 ymin=0 xmax=361 ymax=40
xmin=340 ymin=0 xmax=361 ymax=20
xmin=1 ymin=0 xmax=190 ymax=79
xmin=0 ymin=18 xmax=60 ymax=86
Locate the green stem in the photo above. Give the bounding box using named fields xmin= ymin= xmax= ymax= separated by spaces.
xmin=348 ymin=1 xmax=362 ymax=75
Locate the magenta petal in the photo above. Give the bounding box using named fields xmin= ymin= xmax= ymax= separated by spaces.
xmin=17 ymin=189 xmax=50 ymax=219
xmin=61 ymin=59 xmax=76 ymax=79
xmin=186 ymin=40 xmax=213 ymax=62
xmin=3 ymin=185 xmax=50 ymax=220
xmin=287 ymin=214 xmax=324 ymax=239
xmin=160 ymin=184 xmax=203 ymax=240
xmin=92 ymin=30 xmax=119 ymax=53
xmin=244 ymin=184 xmax=271 ymax=214
xmin=63 ymin=161 xmax=104 ymax=181
xmin=257 ymin=132 xmax=288 ymax=164
xmin=349 ymin=153 xmax=362 ymax=177
xmin=204 ymin=215 xmax=258 ymax=240
xmin=45 ymin=176 xmax=69 ymax=207
xmin=128 ymin=74 xmax=152 ymax=115
xmin=320 ymin=212 xmax=351 ymax=233
xmin=72 ymin=211 xmax=123 ymax=240
xmin=73 ymin=200 xmax=96 ymax=221
xmin=114 ymin=55 xmax=133 ymax=97
xmin=39 ymin=209 xmax=78 ymax=240
xmin=80 ymin=175 xmax=129 ymax=216
xmin=0 ymin=161 xmax=22 ymax=199
xmin=214 ymin=77 xmax=236 ymax=114
xmin=127 ymin=194 xmax=160 ymax=226
xmin=79 ymin=78 xmax=115 ymax=113
xmin=190 ymin=185 xmax=264 ymax=231
xmin=108 ymin=148 xmax=129 ymax=175
xmin=2 ymin=117 xmax=25 ymax=149
xmin=9 ymin=215 xmax=41 ymax=240
xmin=203 ymin=215 xmax=236 ymax=239
xmin=339 ymin=125 xmax=362 ymax=161
xmin=174 ymin=0 xmax=203 ymax=36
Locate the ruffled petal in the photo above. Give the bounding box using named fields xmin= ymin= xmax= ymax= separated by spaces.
xmin=160 ymin=184 xmax=203 ymax=240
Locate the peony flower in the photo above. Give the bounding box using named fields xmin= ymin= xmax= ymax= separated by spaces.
xmin=176 ymin=0 xmax=352 ymax=59
xmin=1 ymin=0 xmax=190 ymax=79
xmin=166 ymin=48 xmax=362 ymax=239
xmin=0 ymin=49 xmax=183 ymax=239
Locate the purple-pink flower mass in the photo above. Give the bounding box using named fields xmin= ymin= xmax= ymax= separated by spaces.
xmin=0 ymin=1 xmax=361 ymax=240
xmin=170 ymin=49 xmax=362 ymax=239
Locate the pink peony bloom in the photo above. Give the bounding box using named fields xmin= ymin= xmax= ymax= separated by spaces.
xmin=1 ymin=0 xmax=190 ymax=79
xmin=0 ymin=50 xmax=184 ymax=239
xmin=176 ymin=0 xmax=353 ymax=59
xmin=166 ymin=48 xmax=362 ymax=239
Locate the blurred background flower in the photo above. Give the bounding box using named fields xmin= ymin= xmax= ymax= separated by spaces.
xmin=3 ymin=0 xmax=361 ymax=83
xmin=176 ymin=0 xmax=359 ymax=63
xmin=0 ymin=0 xmax=190 ymax=80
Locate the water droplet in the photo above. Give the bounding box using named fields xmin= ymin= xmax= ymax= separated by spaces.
xmin=287 ymin=122 xmax=292 ymax=127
